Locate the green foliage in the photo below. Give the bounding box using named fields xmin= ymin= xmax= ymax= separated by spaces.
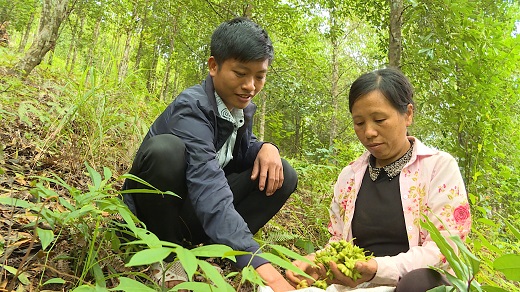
xmin=421 ymin=214 xmax=520 ymax=291
xmin=0 ymin=163 xmax=144 ymax=289
xmin=2 ymin=0 xmax=520 ymax=290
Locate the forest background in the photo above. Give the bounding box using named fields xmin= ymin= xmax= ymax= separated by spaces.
xmin=0 ymin=0 xmax=519 ymax=291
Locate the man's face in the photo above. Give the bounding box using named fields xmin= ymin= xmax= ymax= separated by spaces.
xmin=209 ymin=57 xmax=269 ymax=110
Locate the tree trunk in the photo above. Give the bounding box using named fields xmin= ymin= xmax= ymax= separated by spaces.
xmin=134 ymin=0 xmax=150 ymax=71
xmin=160 ymin=12 xmax=179 ymax=101
xmin=329 ymin=5 xmax=340 ymax=149
xmin=12 ymin=0 xmax=72 ymax=77
xmin=85 ymin=13 xmax=101 ymax=82
xmin=69 ymin=14 xmax=84 ymax=73
xmin=118 ymin=31 xmax=132 ymax=83
xmin=146 ymin=39 xmax=160 ymax=94
xmin=17 ymin=12 xmax=34 ymax=52
xmin=388 ymin=0 xmax=403 ymax=68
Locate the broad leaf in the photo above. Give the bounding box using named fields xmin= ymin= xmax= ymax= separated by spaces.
xmin=37 ymin=227 xmax=54 ymax=250
xmin=257 ymin=252 xmax=314 ymax=280
xmin=493 ymin=254 xmax=520 ymax=281
xmin=190 ymin=244 xmax=234 ymax=258
xmin=176 ymin=247 xmax=198 ymax=279
xmin=197 ymin=259 xmax=234 ymax=291
xmin=126 ymin=247 xmax=173 ymax=267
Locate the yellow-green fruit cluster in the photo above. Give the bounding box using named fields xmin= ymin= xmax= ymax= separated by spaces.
xmin=314 ymin=240 xmax=372 ymax=282
xmin=297 ymin=279 xmax=327 ymax=290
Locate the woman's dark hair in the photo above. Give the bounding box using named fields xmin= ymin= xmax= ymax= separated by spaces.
xmin=348 ymin=67 xmax=414 ymax=114
xmin=210 ymin=17 xmax=274 ymax=66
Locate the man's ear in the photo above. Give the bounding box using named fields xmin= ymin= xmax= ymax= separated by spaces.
xmin=208 ymin=56 xmax=218 ymax=77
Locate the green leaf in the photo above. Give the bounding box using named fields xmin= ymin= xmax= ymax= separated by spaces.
xmin=426 ymin=286 xmax=451 ymax=292
xmin=0 ymin=264 xmax=30 ymax=285
xmin=257 ymin=253 xmax=314 ymax=280
xmin=503 ymin=220 xmax=520 ymax=241
xmin=480 ymin=285 xmax=509 ymax=292
xmin=240 ymin=265 xmax=264 ymax=286
xmin=170 ymin=282 xmax=219 ymax=292
xmin=476 ymin=218 xmax=497 ymax=227
xmin=197 ymin=259 xmax=235 ymax=291
xmin=92 ymin=263 xmax=105 ymax=287
xmin=450 ymin=235 xmax=480 ymax=275
xmin=42 ymin=278 xmax=66 ymax=285
xmin=269 ymin=244 xmax=314 ymax=265
xmin=86 ymin=162 xmax=102 ymax=189
xmin=126 ymin=247 xmax=173 ymax=267
xmin=0 ymin=197 xmax=33 ymax=209
xmin=176 ymin=247 xmax=198 ymax=280
xmin=37 ymin=227 xmax=54 ymax=250
xmin=190 ymin=244 xmax=234 ymax=258
xmin=110 ymin=277 xmax=156 ymax=292
xmin=493 ymin=254 xmax=520 ymax=281
xmin=72 ymin=285 xmax=109 ymax=292
xmin=420 ymin=217 xmax=464 ymax=278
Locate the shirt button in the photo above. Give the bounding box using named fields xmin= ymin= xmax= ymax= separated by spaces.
xmin=403 ymin=195 xmax=408 ymax=200
xmin=407 ymin=226 xmax=413 ymax=231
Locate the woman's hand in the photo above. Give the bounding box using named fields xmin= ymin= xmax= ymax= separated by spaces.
xmin=286 ymin=254 xmax=324 ymax=287
xmin=327 ymin=258 xmax=378 ymax=288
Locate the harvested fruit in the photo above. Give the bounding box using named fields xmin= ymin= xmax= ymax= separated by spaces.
xmin=314 ymin=240 xmax=372 ymax=284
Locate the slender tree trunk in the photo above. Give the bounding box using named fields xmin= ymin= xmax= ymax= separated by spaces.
xmin=12 ymin=0 xmax=72 ymax=77
xmin=68 ymin=14 xmax=84 ymax=73
xmin=85 ymin=14 xmax=101 ymax=82
xmin=329 ymin=5 xmax=340 ymax=149
xmin=17 ymin=12 xmax=34 ymax=52
xmin=147 ymin=40 xmax=160 ymax=94
xmin=160 ymin=12 xmax=179 ymax=101
xmin=134 ymin=0 xmax=149 ymax=71
xmin=118 ymin=31 xmax=132 ymax=83
xmin=330 ymin=43 xmax=339 ymax=148
xmin=294 ymin=113 xmax=301 ymax=158
xmin=389 ymin=0 xmax=403 ymax=67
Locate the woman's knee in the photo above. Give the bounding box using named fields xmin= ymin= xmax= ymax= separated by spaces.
xmin=395 ymin=268 xmax=449 ymax=292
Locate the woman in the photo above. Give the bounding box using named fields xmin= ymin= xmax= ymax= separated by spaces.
xmin=287 ymin=68 xmax=471 ymax=291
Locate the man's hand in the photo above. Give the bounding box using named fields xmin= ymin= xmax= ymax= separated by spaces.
xmin=251 ymin=143 xmax=283 ymax=196
xmin=256 ymin=263 xmax=295 ymax=292
xmin=327 ymin=258 xmax=377 ymax=288
xmin=286 ymin=254 xmax=322 ymax=287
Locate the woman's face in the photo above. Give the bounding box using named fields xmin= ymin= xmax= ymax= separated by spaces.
xmin=351 ymin=90 xmax=413 ymax=167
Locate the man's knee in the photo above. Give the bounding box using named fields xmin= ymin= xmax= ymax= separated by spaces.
xmin=281 ymin=159 xmax=298 ymax=194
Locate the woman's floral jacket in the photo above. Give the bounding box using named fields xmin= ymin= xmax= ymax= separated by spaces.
xmin=328 ymin=137 xmax=471 ymax=286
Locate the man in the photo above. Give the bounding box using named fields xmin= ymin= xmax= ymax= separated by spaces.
xmin=123 ymin=17 xmax=297 ymax=291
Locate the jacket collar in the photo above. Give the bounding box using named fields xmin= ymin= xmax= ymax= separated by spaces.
xmin=351 ymin=137 xmax=438 ymax=172
xmin=203 ymin=74 xmax=218 ymax=111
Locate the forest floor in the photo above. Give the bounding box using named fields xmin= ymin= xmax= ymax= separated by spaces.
xmin=0 ymin=67 xmax=281 ymax=291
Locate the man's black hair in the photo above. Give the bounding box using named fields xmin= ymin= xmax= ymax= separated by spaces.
xmin=210 ymin=17 xmax=274 ymax=66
